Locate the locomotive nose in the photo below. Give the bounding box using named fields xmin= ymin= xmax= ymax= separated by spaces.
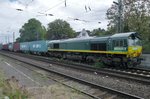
xmin=128 ymin=46 xmax=142 ymax=58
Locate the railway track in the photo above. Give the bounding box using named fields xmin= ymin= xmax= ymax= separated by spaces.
xmin=2 ymin=51 xmax=150 ymax=85
xmin=131 ymin=67 xmax=150 ymax=75
xmin=105 ymin=67 xmax=150 ymax=78
xmin=0 ymin=51 xmax=144 ymax=99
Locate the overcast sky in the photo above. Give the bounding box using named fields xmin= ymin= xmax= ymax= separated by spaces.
xmin=0 ymin=0 xmax=115 ymax=43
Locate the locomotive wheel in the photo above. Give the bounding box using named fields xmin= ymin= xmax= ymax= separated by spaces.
xmin=125 ymin=61 xmax=133 ymax=68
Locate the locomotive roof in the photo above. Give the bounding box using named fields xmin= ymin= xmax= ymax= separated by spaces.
xmin=111 ymin=32 xmax=137 ymax=38
xmin=48 ymin=32 xmax=137 ymax=44
xmin=90 ymin=36 xmax=110 ymax=42
xmin=48 ymin=37 xmax=94 ymax=43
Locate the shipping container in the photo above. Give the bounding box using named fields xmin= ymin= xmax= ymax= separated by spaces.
xmin=20 ymin=42 xmax=30 ymax=52
xmin=8 ymin=43 xmax=13 ymax=51
xmin=13 ymin=43 xmax=20 ymax=52
xmin=29 ymin=40 xmax=50 ymax=53
xmin=2 ymin=44 xmax=9 ymax=50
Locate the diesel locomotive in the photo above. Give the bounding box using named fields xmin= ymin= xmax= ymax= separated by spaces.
xmin=47 ymin=32 xmax=142 ymax=68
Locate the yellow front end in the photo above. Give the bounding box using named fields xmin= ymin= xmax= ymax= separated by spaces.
xmin=127 ymin=46 xmax=142 ymax=58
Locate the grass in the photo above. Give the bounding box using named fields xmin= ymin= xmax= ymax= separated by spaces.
xmin=0 ymin=56 xmax=29 ymax=98
xmin=0 ymin=73 xmax=29 ymax=99
xmin=28 ymin=84 xmax=92 ymax=99
xmin=0 ymin=71 xmax=5 ymax=99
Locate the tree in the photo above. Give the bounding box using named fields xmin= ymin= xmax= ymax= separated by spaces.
xmin=106 ymin=4 xmax=118 ymax=33
xmin=90 ymin=28 xmax=107 ymax=36
xmin=15 ymin=37 xmax=21 ymax=43
xmin=47 ymin=19 xmax=75 ymax=40
xmin=18 ymin=18 xmax=46 ymax=42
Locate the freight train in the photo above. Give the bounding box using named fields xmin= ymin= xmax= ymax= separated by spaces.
xmin=1 ymin=32 xmax=142 ymax=68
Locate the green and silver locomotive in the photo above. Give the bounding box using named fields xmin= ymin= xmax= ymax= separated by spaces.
xmin=48 ymin=32 xmax=142 ymax=68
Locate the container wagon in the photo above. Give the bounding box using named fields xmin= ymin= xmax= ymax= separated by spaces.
xmin=13 ymin=43 xmax=20 ymax=52
xmin=2 ymin=44 xmax=9 ymax=50
xmin=8 ymin=43 xmax=13 ymax=51
xmin=29 ymin=40 xmax=50 ymax=55
xmin=20 ymin=42 xmax=30 ymax=53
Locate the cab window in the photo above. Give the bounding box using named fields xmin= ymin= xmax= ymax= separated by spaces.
xmin=128 ymin=38 xmax=141 ymax=46
xmin=53 ymin=43 xmax=59 ymax=49
xmin=113 ymin=39 xmax=127 ymax=47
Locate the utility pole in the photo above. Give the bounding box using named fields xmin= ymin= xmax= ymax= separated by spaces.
xmin=65 ymin=0 xmax=67 ymax=7
xmin=5 ymin=36 xmax=9 ymax=43
xmin=13 ymin=32 xmax=15 ymax=43
xmin=118 ymin=0 xmax=123 ymax=33
xmin=13 ymin=32 xmax=15 ymax=49
xmin=5 ymin=36 xmax=7 ymax=44
xmin=8 ymin=36 xmax=9 ymax=43
xmin=113 ymin=0 xmax=123 ymax=33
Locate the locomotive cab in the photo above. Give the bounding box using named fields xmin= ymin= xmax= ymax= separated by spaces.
xmin=110 ymin=32 xmax=143 ymax=68
xmin=125 ymin=33 xmax=143 ymax=67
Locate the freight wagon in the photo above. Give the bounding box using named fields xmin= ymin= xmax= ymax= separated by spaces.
xmin=29 ymin=40 xmax=50 ymax=55
xmin=8 ymin=43 xmax=13 ymax=51
xmin=13 ymin=43 xmax=20 ymax=52
xmin=20 ymin=42 xmax=30 ymax=53
xmin=2 ymin=44 xmax=9 ymax=50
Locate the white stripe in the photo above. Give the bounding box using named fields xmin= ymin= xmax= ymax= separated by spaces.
xmin=4 ymin=61 xmax=41 ymax=86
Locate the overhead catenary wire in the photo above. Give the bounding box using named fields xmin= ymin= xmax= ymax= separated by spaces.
xmin=25 ymin=0 xmax=34 ymax=8
xmin=16 ymin=0 xmax=34 ymax=9
xmin=44 ymin=0 xmax=66 ymax=12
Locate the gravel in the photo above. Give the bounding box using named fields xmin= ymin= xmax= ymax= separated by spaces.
xmin=2 ymin=53 xmax=150 ymax=99
xmin=48 ymin=64 xmax=150 ymax=99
